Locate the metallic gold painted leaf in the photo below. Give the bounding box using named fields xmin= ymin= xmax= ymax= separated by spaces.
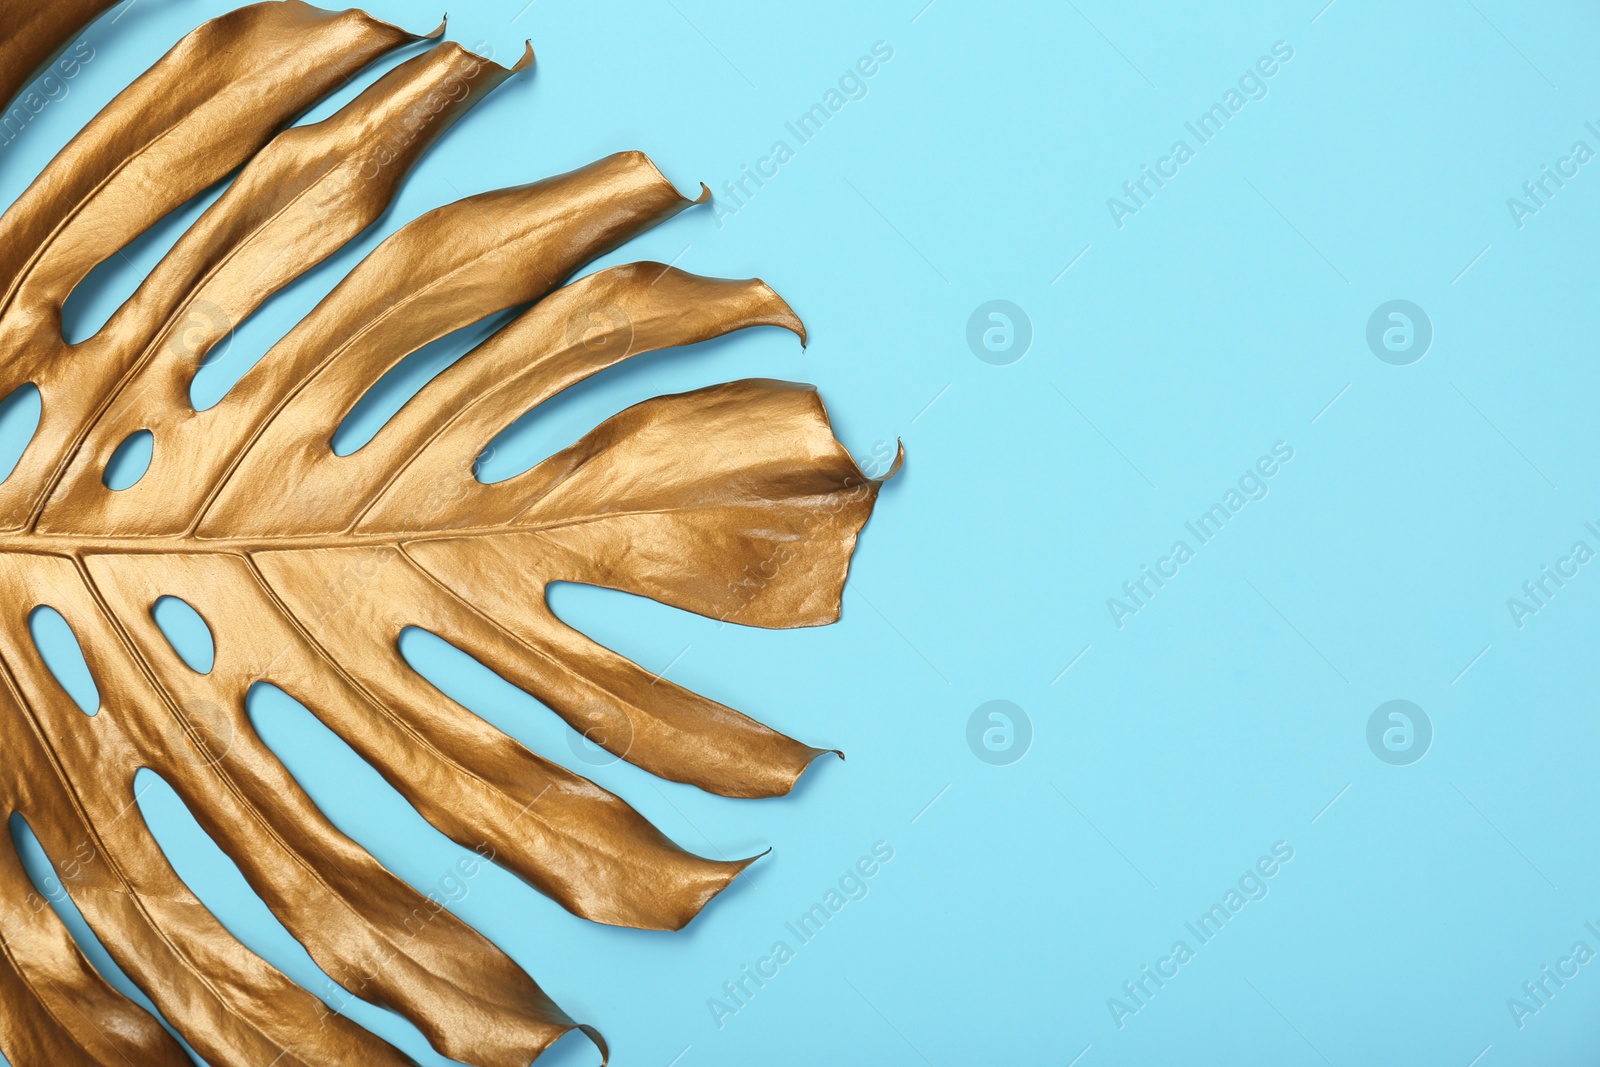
xmin=0 ymin=813 xmax=189 ymax=1065
xmin=0 ymin=2 xmax=895 ymax=1063
xmin=0 ymin=0 xmax=430 ymax=534
xmin=0 ymin=0 xmax=117 ymax=115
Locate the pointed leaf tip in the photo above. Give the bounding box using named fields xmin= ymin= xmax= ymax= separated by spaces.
xmin=882 ymin=438 xmax=906 ymax=481
xmin=580 ymin=1024 xmax=610 ymax=1065
xmin=748 ymin=278 xmax=806 ymax=347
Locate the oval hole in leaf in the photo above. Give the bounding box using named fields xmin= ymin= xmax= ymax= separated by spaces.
xmin=150 ymin=595 xmax=214 ymax=674
xmin=0 ymin=383 xmax=41 ymax=487
xmin=103 ymin=429 xmax=153 ymax=490
xmin=28 ymin=606 xmax=99 ymax=715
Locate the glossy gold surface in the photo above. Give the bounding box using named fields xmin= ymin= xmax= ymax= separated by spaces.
xmin=0 ymin=0 xmax=118 ymax=113
xmin=0 ymin=2 xmax=894 ymax=1064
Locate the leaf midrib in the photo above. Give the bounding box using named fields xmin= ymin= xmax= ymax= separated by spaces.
xmin=3 ymin=498 xmax=780 ymax=556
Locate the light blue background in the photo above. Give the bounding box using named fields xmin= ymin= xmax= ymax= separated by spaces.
xmin=4 ymin=0 xmax=1600 ymax=1064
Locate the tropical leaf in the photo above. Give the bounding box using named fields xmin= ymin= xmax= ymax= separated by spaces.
xmin=0 ymin=3 xmax=896 ymax=1064
xmin=0 ymin=0 xmax=117 ymax=115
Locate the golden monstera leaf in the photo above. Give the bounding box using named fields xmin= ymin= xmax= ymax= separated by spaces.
xmin=0 ymin=3 xmax=895 ymax=1064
